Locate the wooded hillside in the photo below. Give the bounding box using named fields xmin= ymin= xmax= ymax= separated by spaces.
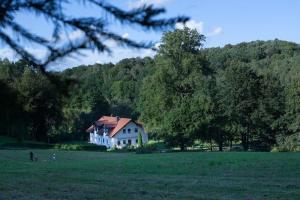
xmin=1 ymin=28 xmax=299 ymax=151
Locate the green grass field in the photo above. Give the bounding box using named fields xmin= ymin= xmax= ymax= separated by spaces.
xmin=0 ymin=150 xmax=299 ymax=200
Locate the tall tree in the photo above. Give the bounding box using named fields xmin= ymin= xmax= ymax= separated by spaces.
xmin=285 ymin=69 xmax=300 ymax=135
xmin=218 ymin=62 xmax=262 ymax=150
xmin=16 ymin=67 xmax=62 ymax=141
xmin=139 ymin=27 xmax=211 ymax=150
xmin=256 ymin=73 xmax=285 ymax=147
xmin=0 ymin=80 xmax=26 ymax=139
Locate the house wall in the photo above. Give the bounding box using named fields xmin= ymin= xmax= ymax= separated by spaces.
xmin=90 ymin=131 xmax=111 ymax=147
xmin=113 ymin=122 xmax=148 ymax=148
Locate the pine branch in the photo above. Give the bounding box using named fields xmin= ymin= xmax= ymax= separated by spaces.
xmin=0 ymin=0 xmax=189 ymax=70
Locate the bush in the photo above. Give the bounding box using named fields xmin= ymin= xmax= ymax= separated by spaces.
xmin=108 ymin=145 xmax=118 ymax=151
xmin=135 ymin=147 xmax=153 ymax=154
xmin=138 ymin=131 xmax=143 ymax=147
xmin=249 ymin=140 xmax=271 ymax=152
xmin=0 ymin=136 xmax=17 ymax=145
xmin=81 ymin=144 xmax=107 ymax=151
xmin=108 ymin=145 xmax=136 ymax=152
xmin=122 ymin=145 xmax=136 ymax=152
xmin=0 ymin=137 xmax=107 ymax=151
xmin=48 ymin=132 xmax=74 ymax=143
xmin=144 ymin=141 xmax=169 ymax=151
xmin=272 ymin=133 xmax=300 ymax=152
xmin=54 ymin=143 xmax=107 ymax=151
xmin=134 ymin=141 xmax=171 ymax=154
xmin=0 ymin=142 xmax=53 ymax=149
xmin=270 ymin=147 xmax=279 ymax=152
xmin=143 ymin=143 xmax=157 ymax=151
xmin=230 ymin=144 xmax=244 ymax=152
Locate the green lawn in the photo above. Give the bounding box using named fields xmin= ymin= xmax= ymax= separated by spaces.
xmin=0 ymin=150 xmax=299 ymax=200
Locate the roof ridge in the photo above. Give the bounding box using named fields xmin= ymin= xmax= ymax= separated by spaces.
xmin=86 ymin=116 xmax=141 ymax=134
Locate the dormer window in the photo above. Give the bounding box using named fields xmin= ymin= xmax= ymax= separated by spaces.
xmin=123 ymin=129 xmax=126 ymax=134
xmin=135 ymin=128 xmax=138 ymax=133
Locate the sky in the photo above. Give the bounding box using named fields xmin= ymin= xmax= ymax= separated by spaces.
xmin=1 ymin=0 xmax=300 ymax=70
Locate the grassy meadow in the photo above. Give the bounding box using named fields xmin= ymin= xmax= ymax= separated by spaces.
xmin=0 ymin=150 xmax=299 ymax=200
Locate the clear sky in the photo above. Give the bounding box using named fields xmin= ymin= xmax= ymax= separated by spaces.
xmin=1 ymin=0 xmax=300 ymax=70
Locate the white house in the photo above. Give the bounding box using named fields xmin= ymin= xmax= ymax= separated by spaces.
xmin=86 ymin=116 xmax=148 ymax=148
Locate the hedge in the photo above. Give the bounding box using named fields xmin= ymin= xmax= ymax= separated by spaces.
xmin=54 ymin=143 xmax=107 ymax=151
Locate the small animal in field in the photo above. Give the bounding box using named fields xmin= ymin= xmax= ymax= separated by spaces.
xmin=34 ymin=155 xmax=38 ymax=162
xmin=52 ymin=153 xmax=56 ymax=160
xmin=29 ymin=151 xmax=34 ymax=161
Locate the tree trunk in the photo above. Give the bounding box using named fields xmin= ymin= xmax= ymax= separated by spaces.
xmin=180 ymin=140 xmax=185 ymax=151
xmin=218 ymin=142 xmax=223 ymax=151
xmin=218 ymin=130 xmax=223 ymax=151
xmin=241 ymin=133 xmax=249 ymax=151
xmin=180 ymin=145 xmax=184 ymax=151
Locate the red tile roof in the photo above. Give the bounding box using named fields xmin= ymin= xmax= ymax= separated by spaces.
xmin=109 ymin=117 xmax=131 ymax=137
xmin=86 ymin=116 xmax=142 ymax=137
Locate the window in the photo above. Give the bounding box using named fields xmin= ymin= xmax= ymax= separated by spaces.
xmin=123 ymin=140 xmax=126 ymax=144
xmin=102 ymin=138 xmax=104 ymax=143
xmin=128 ymin=128 xmax=131 ymax=133
xmin=128 ymin=139 xmax=131 ymax=145
xmin=135 ymin=128 xmax=138 ymax=133
xmin=136 ymin=139 xmax=138 ymax=144
xmin=117 ymin=141 xmax=120 ymax=145
xmin=123 ymin=129 xmax=126 ymax=134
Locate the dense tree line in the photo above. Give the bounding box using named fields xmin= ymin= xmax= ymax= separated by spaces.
xmin=0 ymin=28 xmax=299 ymax=151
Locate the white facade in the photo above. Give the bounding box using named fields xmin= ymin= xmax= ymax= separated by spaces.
xmin=89 ymin=122 xmax=148 ymax=148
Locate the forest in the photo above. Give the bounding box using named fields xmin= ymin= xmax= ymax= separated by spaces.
xmin=1 ymin=27 xmax=300 ymax=151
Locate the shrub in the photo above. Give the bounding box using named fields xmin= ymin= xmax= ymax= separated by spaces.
xmin=135 ymin=141 xmax=170 ymax=154
xmin=81 ymin=144 xmax=107 ymax=151
xmin=143 ymin=143 xmax=157 ymax=151
xmin=138 ymin=131 xmax=143 ymax=147
xmin=0 ymin=142 xmax=53 ymax=149
xmin=135 ymin=147 xmax=153 ymax=154
xmin=249 ymin=140 xmax=271 ymax=152
xmin=144 ymin=141 xmax=169 ymax=151
xmin=270 ymin=147 xmax=279 ymax=152
xmin=108 ymin=145 xmax=136 ymax=152
xmin=122 ymin=145 xmax=136 ymax=152
xmin=54 ymin=143 xmax=107 ymax=151
xmin=107 ymin=145 xmax=118 ymax=151
xmin=272 ymin=133 xmax=300 ymax=152
xmin=230 ymin=144 xmax=244 ymax=152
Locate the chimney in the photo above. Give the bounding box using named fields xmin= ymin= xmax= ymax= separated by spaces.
xmin=116 ymin=116 xmax=120 ymax=122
